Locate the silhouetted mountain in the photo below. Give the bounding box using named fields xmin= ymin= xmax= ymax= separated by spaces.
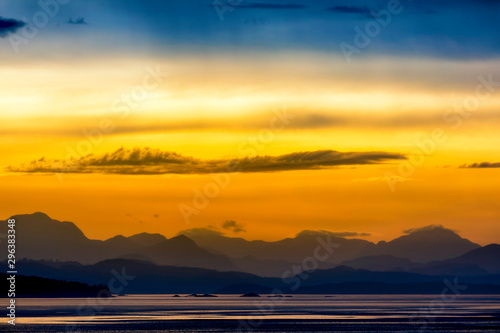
xmin=9 ymin=259 xmax=500 ymax=295
xmin=0 ymin=213 xmax=235 ymax=271
xmin=215 ymin=283 xmax=274 ymax=294
xmin=295 ymin=282 xmax=500 ymax=295
xmin=410 ymin=262 xmax=490 ymax=276
xmin=116 ymin=253 xmax=156 ymax=263
xmin=0 ymin=273 xmax=110 ymax=298
xmin=341 ymin=255 xmax=419 ymax=272
xmin=141 ymin=235 xmax=235 ymax=270
xmin=296 ymin=265 xmax=440 ymax=285
xmin=295 ymin=265 xmax=500 ymax=287
xmin=230 ymin=255 xmax=296 ymax=277
xmin=128 ymin=232 xmax=167 ymax=247
xmin=179 ymin=229 xmax=374 ymax=267
xmin=359 ymin=225 xmax=480 ymax=263
xmin=340 ymin=247 xmax=499 ymax=277
xmin=11 ymin=259 xmax=280 ymax=294
xmin=180 ymin=226 xmax=483 ymax=275
xmin=0 ymin=213 xmax=494 ymax=277
xmin=428 ymin=244 xmax=500 ymax=274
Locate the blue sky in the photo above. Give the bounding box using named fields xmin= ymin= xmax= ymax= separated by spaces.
xmin=1 ymin=0 xmax=500 ymax=59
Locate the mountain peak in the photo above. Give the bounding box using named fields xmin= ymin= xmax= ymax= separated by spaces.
xmin=169 ymin=234 xmax=194 ymax=244
xmin=150 ymin=234 xmax=198 ymax=248
xmin=13 ymin=212 xmax=52 ymax=221
xmin=104 ymin=235 xmax=134 ymax=246
xmin=403 ymin=225 xmax=461 ymax=239
xmin=30 ymin=212 xmax=52 ymax=220
xmin=128 ymin=232 xmax=167 ymax=247
xmin=367 ymin=225 xmax=480 ymax=263
xmin=8 ymin=212 xmax=88 ymax=241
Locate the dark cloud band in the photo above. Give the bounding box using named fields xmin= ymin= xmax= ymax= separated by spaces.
xmin=326 ymin=5 xmax=372 ymax=16
xmin=0 ymin=16 xmax=25 ymax=37
xmin=8 ymin=147 xmax=406 ymax=175
xmin=460 ymin=162 xmax=500 ymax=168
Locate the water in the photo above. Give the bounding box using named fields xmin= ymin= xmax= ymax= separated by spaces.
xmin=2 ymin=295 xmax=500 ymax=332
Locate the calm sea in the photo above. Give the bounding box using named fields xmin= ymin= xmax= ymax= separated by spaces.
xmin=2 ymin=294 xmax=500 ymax=332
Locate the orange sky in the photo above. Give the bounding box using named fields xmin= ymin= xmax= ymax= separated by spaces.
xmin=1 ymin=54 xmax=500 ymax=245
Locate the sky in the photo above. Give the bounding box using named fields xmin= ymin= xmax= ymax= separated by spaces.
xmin=1 ymin=0 xmax=500 ymax=245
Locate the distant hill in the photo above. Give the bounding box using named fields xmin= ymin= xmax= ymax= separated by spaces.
xmin=339 ymin=246 xmax=499 ymax=277
xmin=426 ymin=244 xmax=500 ymax=274
xmin=9 ymin=259 xmax=500 ymax=295
xmin=295 ymin=282 xmax=500 ymax=295
xmin=179 ymin=228 xmax=375 ymax=265
xmin=0 ymin=213 xmax=496 ymax=277
xmin=0 ymin=273 xmax=110 ymax=298
xmin=128 ymin=232 xmax=167 ymax=247
xmin=357 ymin=225 xmax=480 ymax=263
xmin=0 ymin=213 xmax=235 ymax=271
xmin=180 ymin=225 xmax=483 ymax=275
xmin=341 ymin=255 xmax=419 ymax=272
xmin=11 ymin=259 xmax=281 ymax=294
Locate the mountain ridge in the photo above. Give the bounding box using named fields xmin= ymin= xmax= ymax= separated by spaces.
xmin=0 ymin=213 xmax=495 ymax=277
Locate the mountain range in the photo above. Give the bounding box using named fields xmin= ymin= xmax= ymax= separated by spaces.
xmin=11 ymin=259 xmax=500 ymax=295
xmin=0 ymin=213 xmax=234 ymax=271
xmin=1 ymin=213 xmax=498 ymax=279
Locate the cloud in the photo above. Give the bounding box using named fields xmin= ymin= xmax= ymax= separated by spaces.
xmin=238 ymin=3 xmax=305 ymax=9
xmin=326 ymin=5 xmax=372 ymax=17
xmin=177 ymin=227 xmax=224 ymax=238
xmin=4 ymin=0 xmax=499 ymax=60
xmin=212 ymin=2 xmax=306 ymax=10
xmin=221 ymin=220 xmax=246 ymax=233
xmin=67 ymin=17 xmax=87 ymax=25
xmin=179 ymin=221 xmax=245 ymax=238
xmin=403 ymin=224 xmax=448 ymax=234
xmin=8 ymin=147 xmax=406 ymax=175
xmin=0 ymin=17 xmax=26 ymax=37
xmin=297 ymin=230 xmax=371 ymax=238
xmin=22 ymin=108 xmax=500 ymax=138
xmin=181 ymin=227 xmax=371 ymax=239
xmin=460 ymin=162 xmax=500 ymax=168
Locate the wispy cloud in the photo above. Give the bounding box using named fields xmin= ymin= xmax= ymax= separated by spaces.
xmin=211 ymin=2 xmax=306 ymax=9
xmin=460 ymin=162 xmax=500 ymax=169
xmin=326 ymin=5 xmax=372 ymax=17
xmin=179 ymin=227 xmax=370 ymax=239
xmin=297 ymin=230 xmax=371 ymax=238
xmin=460 ymin=162 xmax=500 ymax=168
xmin=403 ymin=224 xmax=448 ymax=234
xmin=221 ymin=220 xmax=246 ymax=233
xmin=177 ymin=227 xmax=224 ymax=238
xmin=66 ymin=17 xmax=88 ymax=25
xmin=7 ymin=147 xmax=406 ymax=175
xmin=0 ymin=16 xmax=25 ymax=37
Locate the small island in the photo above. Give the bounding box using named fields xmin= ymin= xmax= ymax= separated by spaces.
xmin=240 ymin=292 xmax=260 ymax=297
